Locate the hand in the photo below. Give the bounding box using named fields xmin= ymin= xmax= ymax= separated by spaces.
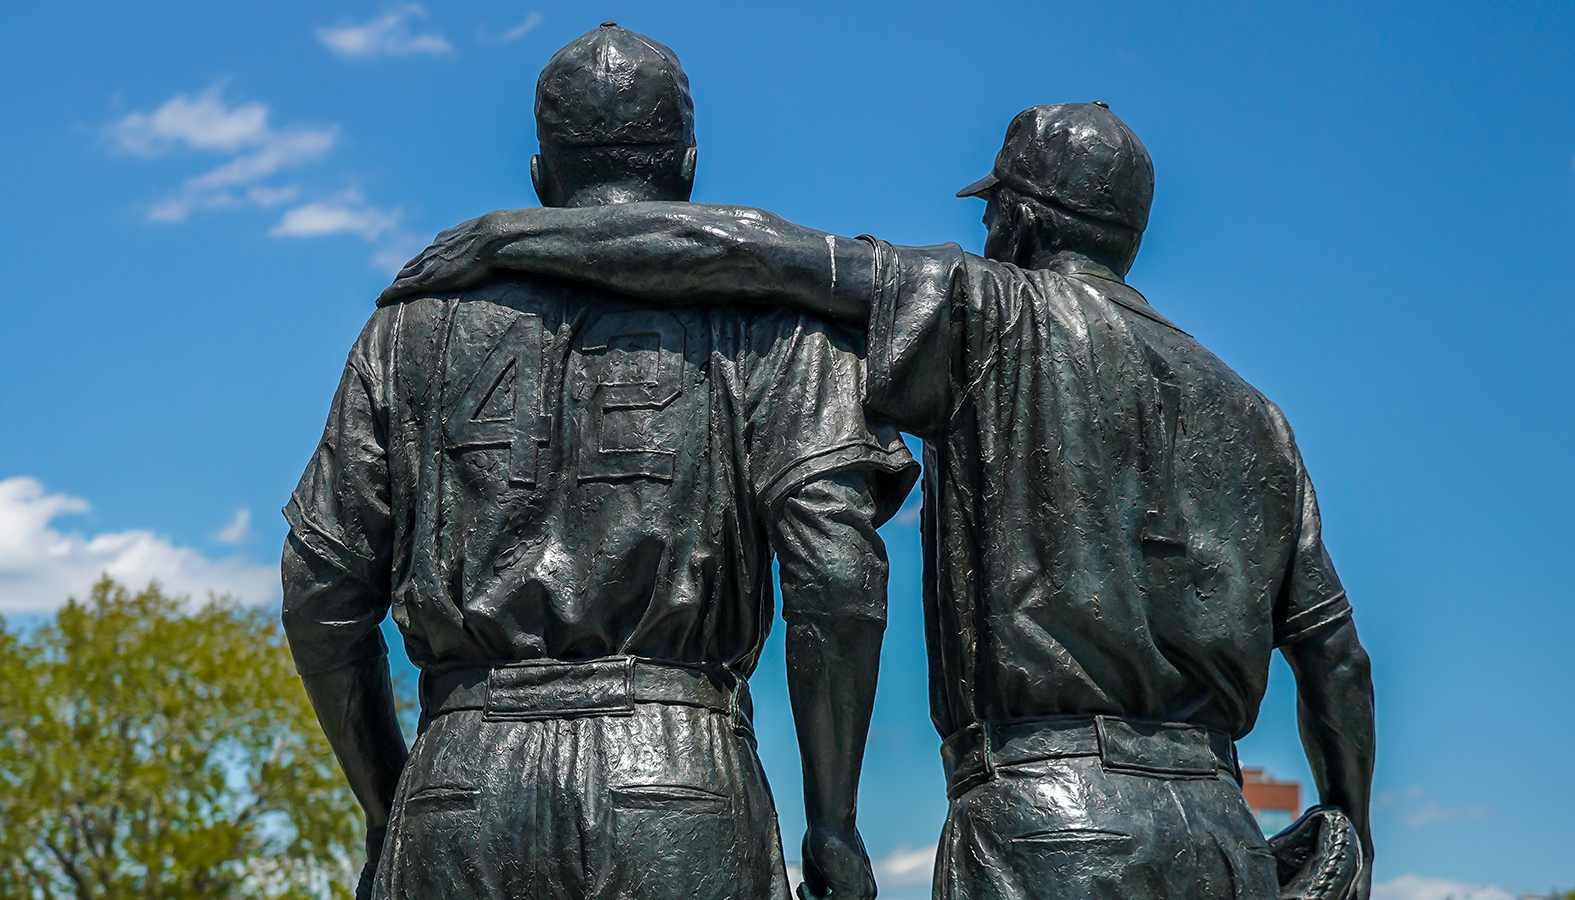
xmin=356 ymin=822 xmax=387 ymax=900
xmin=378 ymin=213 xmax=505 ymax=305
xmin=798 ymin=822 xmax=877 ymax=900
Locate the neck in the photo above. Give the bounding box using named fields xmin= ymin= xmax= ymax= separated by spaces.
xmin=560 ymin=185 xmax=683 ymax=208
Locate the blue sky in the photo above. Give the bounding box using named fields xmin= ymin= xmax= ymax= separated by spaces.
xmin=1 ymin=1 xmax=1571 ymax=896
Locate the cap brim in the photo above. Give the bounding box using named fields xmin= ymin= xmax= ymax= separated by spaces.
xmin=956 ymin=172 xmax=999 ymax=199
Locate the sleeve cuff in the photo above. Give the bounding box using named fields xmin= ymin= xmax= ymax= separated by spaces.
xmin=1274 ymin=590 xmax=1353 ymax=647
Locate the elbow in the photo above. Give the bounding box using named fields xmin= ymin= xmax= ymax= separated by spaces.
xmin=1328 ymin=620 xmax=1374 ymax=694
xmin=1287 ymin=617 xmax=1374 ymax=704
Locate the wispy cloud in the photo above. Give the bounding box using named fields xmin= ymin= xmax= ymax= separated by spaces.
xmin=319 ymin=4 xmax=451 ymax=59
xmin=214 ymin=508 xmax=252 ymax=546
xmin=873 ymin=844 xmax=936 ymax=887
xmin=501 ymin=11 xmax=544 ymax=42
xmin=1375 ymin=787 xmax=1494 ymax=829
xmin=1373 ymin=875 xmax=1513 ymax=900
xmin=108 ymin=86 xmax=273 ymax=157
xmin=109 ymin=86 xmax=412 ymax=269
xmin=109 ymin=85 xmax=337 ymax=224
xmin=0 ymin=477 xmax=279 ymax=614
xmin=271 ymin=188 xmax=400 ymax=241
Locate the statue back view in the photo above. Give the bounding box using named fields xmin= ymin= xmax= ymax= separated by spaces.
xmin=282 ymin=24 xmax=915 ymax=900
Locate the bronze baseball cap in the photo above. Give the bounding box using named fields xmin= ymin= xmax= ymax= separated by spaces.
xmin=535 ymin=23 xmax=694 ymax=148
xmin=958 ymin=101 xmax=1154 ymax=233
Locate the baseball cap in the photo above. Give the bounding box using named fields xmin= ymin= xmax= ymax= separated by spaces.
xmin=535 ymin=23 xmax=694 ymax=148
xmin=957 ymin=102 xmax=1154 ymax=233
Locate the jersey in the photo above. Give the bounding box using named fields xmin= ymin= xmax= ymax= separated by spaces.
xmin=860 ymin=239 xmax=1352 ymax=740
xmin=282 ymin=275 xmax=916 ymax=679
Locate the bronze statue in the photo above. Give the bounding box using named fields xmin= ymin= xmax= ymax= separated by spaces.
xmin=282 ymin=24 xmax=915 ymax=900
xmin=383 ymin=101 xmax=1377 ymax=900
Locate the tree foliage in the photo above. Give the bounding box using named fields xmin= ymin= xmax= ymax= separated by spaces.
xmin=0 ymin=578 xmax=363 ymax=899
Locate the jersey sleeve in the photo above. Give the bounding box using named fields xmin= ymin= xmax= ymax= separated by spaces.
xmin=772 ymin=473 xmax=890 ymax=624
xmin=1268 ymin=406 xmax=1354 ymax=646
xmin=745 ymin=310 xmax=918 ymax=527
xmin=860 ymin=238 xmax=966 ymax=438
xmin=280 ymin=310 xmax=397 ymax=675
xmin=861 ymin=238 xmax=1029 ymax=442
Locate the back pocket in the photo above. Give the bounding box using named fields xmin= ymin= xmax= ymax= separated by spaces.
xmin=601 ymin=784 xmax=750 ymax=900
xmin=1005 ymin=829 xmax=1137 ymax=898
xmin=386 ymin=787 xmax=484 ymax=899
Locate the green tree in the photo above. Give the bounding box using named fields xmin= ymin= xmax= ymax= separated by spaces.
xmin=0 ymin=578 xmax=366 ymax=899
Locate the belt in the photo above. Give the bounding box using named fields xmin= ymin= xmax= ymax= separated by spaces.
xmin=941 ymin=715 xmax=1239 ymax=800
xmin=419 ymin=656 xmax=753 ymax=736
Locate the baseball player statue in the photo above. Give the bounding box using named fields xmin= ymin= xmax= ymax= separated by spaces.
xmin=381 ymin=101 xmax=1378 ymax=900
xmin=282 ymin=25 xmax=915 ymax=900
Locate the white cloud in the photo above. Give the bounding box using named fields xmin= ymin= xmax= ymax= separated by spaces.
xmin=318 ymin=5 xmax=451 ymax=59
xmin=1375 ymin=787 xmax=1494 ymax=829
xmin=501 ymin=11 xmax=544 ymax=42
xmin=0 ymin=477 xmax=279 ymax=614
xmin=108 ymin=85 xmax=271 ymax=156
xmin=873 ymin=844 xmax=936 ymax=888
xmin=1373 ymin=875 xmax=1514 ymax=900
xmin=109 ymin=86 xmax=337 ymax=224
xmin=214 ymin=509 xmax=252 ymax=546
xmin=271 ymin=188 xmax=400 ymax=241
xmin=108 ymin=85 xmax=409 ymax=269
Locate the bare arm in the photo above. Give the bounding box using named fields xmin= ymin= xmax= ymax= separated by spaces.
xmin=378 ymin=204 xmax=876 ymax=324
xmin=282 ymin=536 xmax=408 ymax=899
xmin=298 ymin=659 xmax=407 ymax=843
xmin=1281 ymin=617 xmax=1375 ymax=899
xmin=772 ymin=473 xmax=888 ymax=900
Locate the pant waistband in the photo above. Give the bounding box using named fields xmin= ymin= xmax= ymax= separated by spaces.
xmin=941 ymin=715 xmax=1238 ymax=800
xmin=419 ymin=656 xmax=753 ymax=734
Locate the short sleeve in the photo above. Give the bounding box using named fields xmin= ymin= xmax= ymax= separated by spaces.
xmin=280 ymin=310 xmax=397 ymax=675
xmin=1270 ymin=411 xmax=1354 ymax=647
xmin=772 ymin=473 xmax=889 ymax=624
xmin=861 ymin=238 xmax=970 ymax=439
xmin=745 ymin=310 xmax=918 ymax=525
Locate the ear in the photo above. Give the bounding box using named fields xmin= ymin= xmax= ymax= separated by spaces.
xmin=671 ymin=144 xmax=698 ymax=202
xmin=1010 ymin=199 xmax=1042 ymax=269
xmin=530 ymin=154 xmax=547 ymax=206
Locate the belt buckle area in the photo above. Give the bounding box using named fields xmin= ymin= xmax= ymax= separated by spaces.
xmin=1094 ymin=715 xmax=1216 ymax=778
xmin=483 ymin=657 xmax=636 ymax=721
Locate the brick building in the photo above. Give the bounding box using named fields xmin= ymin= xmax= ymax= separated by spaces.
xmin=1241 ymin=767 xmax=1301 ymax=835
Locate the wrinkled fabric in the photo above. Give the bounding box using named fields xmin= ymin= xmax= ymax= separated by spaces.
xmin=375 ymin=705 xmax=790 ymax=900
xmin=283 ymin=276 xmax=915 ymax=676
xmin=936 ymin=759 xmax=1277 ymax=900
xmin=283 ymin=273 xmax=916 ymax=900
xmin=861 ymin=240 xmax=1352 ymax=742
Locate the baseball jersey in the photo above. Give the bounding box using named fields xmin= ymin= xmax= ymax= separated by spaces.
xmin=860 ymin=239 xmax=1352 ymax=740
xmin=283 ymin=275 xmax=916 ymax=678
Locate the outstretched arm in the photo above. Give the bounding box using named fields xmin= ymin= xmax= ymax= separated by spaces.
xmin=378 ymin=204 xmax=876 ymax=324
xmin=772 ymin=473 xmax=889 ymax=900
xmin=1282 ymin=617 xmax=1376 ymax=900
